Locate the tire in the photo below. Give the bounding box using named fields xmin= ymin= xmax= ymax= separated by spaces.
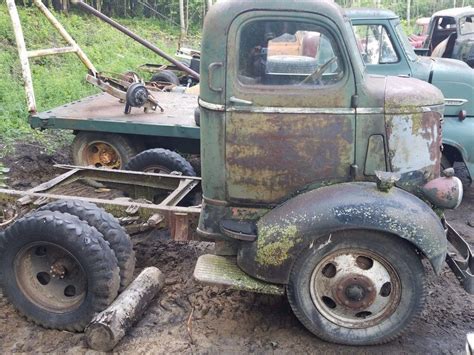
xmin=441 ymin=154 xmax=453 ymax=171
xmin=0 ymin=211 xmax=120 ymax=331
xmin=37 ymin=200 xmax=135 ymax=293
xmin=287 ymin=230 xmax=426 ymax=345
xmin=124 ymin=148 xmax=196 ymax=176
xmin=151 ymin=70 xmax=180 ymax=86
xmin=72 ymin=132 xmax=143 ymax=170
xmin=194 ymin=107 xmax=201 ymax=127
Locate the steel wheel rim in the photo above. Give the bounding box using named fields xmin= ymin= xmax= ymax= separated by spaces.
xmin=143 ymin=165 xmax=172 ymax=174
xmin=309 ymin=247 xmax=401 ymax=328
xmin=83 ymin=142 xmax=121 ymax=169
xmin=14 ymin=242 xmax=87 ymax=313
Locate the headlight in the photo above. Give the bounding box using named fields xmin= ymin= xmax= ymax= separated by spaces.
xmin=421 ymin=169 xmax=463 ymax=209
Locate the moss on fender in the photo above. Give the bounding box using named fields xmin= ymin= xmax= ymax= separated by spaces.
xmin=256 ymin=224 xmax=300 ymax=267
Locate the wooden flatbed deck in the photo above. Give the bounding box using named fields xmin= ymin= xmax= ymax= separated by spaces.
xmin=29 ymin=92 xmax=200 ymax=139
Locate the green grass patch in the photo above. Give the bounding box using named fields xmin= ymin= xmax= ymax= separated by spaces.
xmin=0 ymin=6 xmax=199 ymax=152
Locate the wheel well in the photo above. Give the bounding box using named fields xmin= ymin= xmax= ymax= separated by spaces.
xmin=442 ymin=144 xmax=463 ymax=164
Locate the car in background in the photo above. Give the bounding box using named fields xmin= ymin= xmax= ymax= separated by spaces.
xmin=409 ymin=17 xmax=430 ymax=48
xmin=347 ymin=8 xmax=474 ymax=183
xmin=418 ymin=7 xmax=474 ymax=67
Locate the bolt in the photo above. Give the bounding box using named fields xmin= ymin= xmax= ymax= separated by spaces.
xmin=344 ymin=300 xmax=350 ymax=306
xmin=362 ymin=302 xmax=367 ymax=307
xmin=337 ymin=285 xmax=343 ymax=291
xmin=367 ymin=287 xmax=373 ymax=292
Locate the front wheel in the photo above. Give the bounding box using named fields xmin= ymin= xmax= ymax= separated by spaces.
xmin=287 ymin=230 xmax=426 ymax=345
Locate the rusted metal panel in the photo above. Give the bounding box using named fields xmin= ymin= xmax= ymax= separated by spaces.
xmin=383 ymin=76 xmax=444 ymax=189
xmin=226 ymin=112 xmax=354 ymax=203
xmin=385 ymin=110 xmax=442 ymax=187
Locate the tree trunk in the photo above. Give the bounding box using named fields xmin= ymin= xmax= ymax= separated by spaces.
xmin=407 ymin=0 xmax=411 ymax=27
xmin=85 ymin=267 xmax=165 ymax=352
xmin=179 ymin=0 xmax=186 ymax=38
xmin=206 ymin=0 xmax=213 ymax=12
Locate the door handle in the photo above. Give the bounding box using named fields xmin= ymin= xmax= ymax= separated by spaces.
xmin=229 ymin=96 xmax=253 ymax=106
xmin=208 ymin=62 xmax=223 ymax=93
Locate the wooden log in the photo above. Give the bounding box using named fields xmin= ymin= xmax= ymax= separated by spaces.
xmin=85 ymin=267 xmax=165 ymax=351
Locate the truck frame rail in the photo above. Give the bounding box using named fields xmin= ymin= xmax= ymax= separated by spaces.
xmin=0 ymin=165 xmax=201 ymax=241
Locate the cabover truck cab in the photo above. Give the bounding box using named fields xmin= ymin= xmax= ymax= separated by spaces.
xmin=1 ymin=0 xmax=472 ymax=348
xmin=347 ymin=9 xmax=474 ymax=183
xmin=195 ymin=0 xmax=466 ymax=345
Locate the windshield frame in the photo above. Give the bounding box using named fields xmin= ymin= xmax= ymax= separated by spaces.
xmin=394 ymin=21 xmax=418 ymax=62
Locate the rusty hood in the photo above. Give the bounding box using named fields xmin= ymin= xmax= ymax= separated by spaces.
xmin=384 ymin=76 xmax=444 ymax=113
xmin=383 ymin=76 xmax=444 ymax=191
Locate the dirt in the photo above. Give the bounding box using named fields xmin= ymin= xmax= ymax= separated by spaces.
xmin=0 ymin=143 xmax=472 ymax=354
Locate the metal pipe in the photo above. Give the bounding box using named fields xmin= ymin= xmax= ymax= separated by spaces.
xmin=32 ymin=0 xmax=97 ymax=73
xmin=71 ymin=0 xmax=200 ymax=81
xmin=6 ymin=0 xmax=36 ymax=113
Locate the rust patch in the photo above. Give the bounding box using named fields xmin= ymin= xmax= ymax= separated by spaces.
xmin=226 ymin=112 xmax=354 ymax=203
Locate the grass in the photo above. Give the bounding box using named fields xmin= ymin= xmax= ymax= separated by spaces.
xmin=0 ymin=6 xmax=199 ymax=156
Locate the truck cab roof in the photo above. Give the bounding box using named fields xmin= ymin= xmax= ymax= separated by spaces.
xmin=432 ymin=6 xmax=473 ymax=19
xmin=345 ymin=8 xmax=398 ymax=20
xmin=207 ymin=0 xmax=345 ymax=24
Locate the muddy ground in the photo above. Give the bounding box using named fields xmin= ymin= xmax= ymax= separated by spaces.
xmin=0 ymin=143 xmax=472 ymax=354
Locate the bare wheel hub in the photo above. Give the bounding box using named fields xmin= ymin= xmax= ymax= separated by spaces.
xmin=334 ymin=274 xmax=376 ymax=309
xmin=14 ymin=242 xmax=87 ymax=312
xmin=85 ymin=142 xmax=121 ymax=169
xmin=310 ymin=248 xmax=401 ymax=328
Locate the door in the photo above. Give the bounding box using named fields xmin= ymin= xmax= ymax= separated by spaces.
xmin=225 ymin=12 xmax=356 ymax=204
xmin=351 ymin=21 xmax=411 ymax=76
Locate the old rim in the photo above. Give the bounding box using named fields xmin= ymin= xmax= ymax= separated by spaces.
xmin=14 ymin=242 xmax=87 ymax=313
xmin=143 ymin=165 xmax=172 ymax=174
xmin=82 ymin=141 xmax=121 ymax=169
xmin=310 ymin=248 xmax=401 ymax=328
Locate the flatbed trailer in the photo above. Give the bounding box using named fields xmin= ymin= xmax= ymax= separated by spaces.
xmin=31 ymin=92 xmax=201 ymax=158
xmin=31 ymin=92 xmax=200 ymax=141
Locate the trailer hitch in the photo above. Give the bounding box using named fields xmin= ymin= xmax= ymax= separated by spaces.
xmin=445 ymin=222 xmax=474 ymax=294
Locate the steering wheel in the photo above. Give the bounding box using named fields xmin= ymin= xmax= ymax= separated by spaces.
xmin=299 ymin=56 xmax=338 ymax=85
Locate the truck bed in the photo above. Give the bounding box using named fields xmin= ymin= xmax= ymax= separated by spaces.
xmin=29 ymin=92 xmax=200 ymax=139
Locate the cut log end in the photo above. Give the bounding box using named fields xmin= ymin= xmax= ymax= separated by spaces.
xmin=85 ymin=323 xmax=116 ymax=352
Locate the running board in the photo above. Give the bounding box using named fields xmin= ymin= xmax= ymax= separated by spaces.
xmin=194 ymin=254 xmax=284 ymax=295
xmin=446 ymin=223 xmax=474 ymax=294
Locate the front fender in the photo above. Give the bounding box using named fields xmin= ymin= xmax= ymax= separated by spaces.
xmin=237 ymin=182 xmax=447 ymax=284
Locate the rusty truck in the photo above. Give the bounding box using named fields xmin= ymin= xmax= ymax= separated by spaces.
xmin=0 ymin=0 xmax=472 ymax=346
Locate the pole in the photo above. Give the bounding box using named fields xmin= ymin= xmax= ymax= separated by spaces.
xmin=71 ymin=0 xmax=200 ymax=80
xmin=6 ymin=0 xmax=37 ymax=113
xmin=33 ymin=0 xmax=97 ymax=73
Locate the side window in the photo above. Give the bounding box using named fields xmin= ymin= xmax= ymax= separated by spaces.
xmin=353 ymin=25 xmax=398 ymax=64
xmin=238 ymin=20 xmax=344 ymax=87
xmin=460 ymin=16 xmax=474 ymax=35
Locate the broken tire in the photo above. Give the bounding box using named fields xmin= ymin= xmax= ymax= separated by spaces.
xmin=0 ymin=211 xmax=120 ymax=331
xmin=125 ymin=148 xmax=196 ymax=176
xmin=287 ymin=230 xmax=425 ymax=345
xmin=38 ymin=200 xmax=135 ymax=292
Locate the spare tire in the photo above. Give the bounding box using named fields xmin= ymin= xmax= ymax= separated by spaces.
xmin=38 ymin=200 xmax=135 ymax=293
xmin=125 ymin=148 xmax=196 ymax=176
xmin=151 ymin=70 xmax=180 ymax=85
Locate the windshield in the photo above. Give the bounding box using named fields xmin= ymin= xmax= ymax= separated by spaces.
xmin=395 ymin=23 xmax=418 ymax=61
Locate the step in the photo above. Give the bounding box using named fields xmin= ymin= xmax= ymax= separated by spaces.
xmin=193 ymin=254 xmax=284 ymax=295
